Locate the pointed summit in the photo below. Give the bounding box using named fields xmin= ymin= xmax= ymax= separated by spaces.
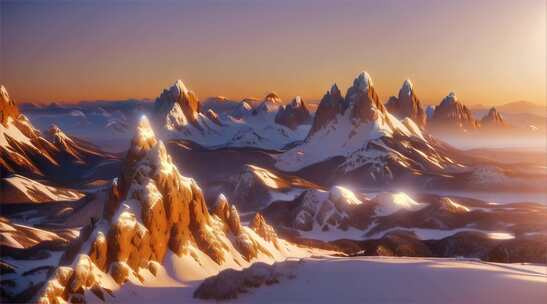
xmin=330 ymin=83 xmax=341 ymax=96
xmin=308 ymin=83 xmax=345 ymax=136
xmin=0 ymin=85 xmax=20 ymax=126
xmin=253 ymin=92 xmax=281 ymax=115
xmin=400 ymin=79 xmax=414 ymax=96
xmin=154 ymin=80 xmax=200 ymax=130
xmin=344 ymin=71 xmax=385 ymax=124
xmin=264 ymin=92 xmax=281 ymax=104
xmin=385 ymin=79 xmax=426 ymax=128
xmin=352 ymin=71 xmax=373 ymax=92
xmin=171 ymin=79 xmax=189 ymax=95
xmin=129 ymin=115 xmax=157 ymax=156
xmin=430 ymin=92 xmax=479 ymax=130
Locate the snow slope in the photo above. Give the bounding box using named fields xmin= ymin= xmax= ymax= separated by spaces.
xmin=234 ymin=256 xmax=547 ymax=304
xmin=93 ymin=256 xmax=547 ymax=304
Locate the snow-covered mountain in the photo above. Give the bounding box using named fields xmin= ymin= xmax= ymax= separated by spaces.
xmin=0 ymin=85 xmax=116 ymax=182
xmin=385 ymin=79 xmax=427 ymax=128
xmin=34 ymin=116 xmax=320 ymax=303
xmin=153 ymin=81 xmax=311 ymax=150
xmin=275 ymin=72 xmax=465 ymax=186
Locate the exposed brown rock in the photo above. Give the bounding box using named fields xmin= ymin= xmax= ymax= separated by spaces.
xmin=308 ymin=84 xmax=344 ymax=136
xmin=88 ymin=232 xmax=108 ymax=271
xmin=385 ymin=80 xmax=427 ymax=128
xmin=250 ymin=213 xmax=278 ymax=243
xmin=429 ymin=92 xmax=479 ymax=130
xmin=37 ymin=116 xmax=286 ymax=303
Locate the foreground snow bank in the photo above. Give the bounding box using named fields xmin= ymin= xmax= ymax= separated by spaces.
xmin=235 ymin=256 xmax=546 ymax=304
xmin=94 ymin=256 xmax=546 ymax=304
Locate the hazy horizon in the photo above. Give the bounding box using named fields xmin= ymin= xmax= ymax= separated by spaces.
xmin=1 ymin=0 xmax=545 ymax=106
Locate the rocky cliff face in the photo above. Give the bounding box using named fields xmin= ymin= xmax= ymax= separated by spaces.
xmin=274 ymin=96 xmax=311 ymax=130
xmin=37 ymin=116 xmax=290 ymax=303
xmin=429 ymin=92 xmax=479 ymax=130
xmin=385 ymin=80 xmax=427 ymax=128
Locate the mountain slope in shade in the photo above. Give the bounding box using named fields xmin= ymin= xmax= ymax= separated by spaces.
xmin=153 ymin=81 xmax=311 ymax=150
xmin=36 ymin=116 xmax=320 ymax=303
xmin=429 ymin=92 xmax=480 ymax=130
xmin=385 ymin=79 xmax=427 ymax=128
xmin=0 ymin=86 xmax=116 ymax=183
xmin=275 ymin=71 xmax=464 ymax=186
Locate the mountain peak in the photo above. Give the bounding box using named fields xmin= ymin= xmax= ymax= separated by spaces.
xmin=330 ymin=83 xmax=341 ymax=95
xmin=1 ymin=85 xmax=10 ymax=103
xmin=400 ymin=79 xmax=414 ymax=96
xmin=171 ymin=79 xmax=189 ymax=96
xmin=130 ymin=115 xmax=157 ymax=154
xmin=0 ymin=85 xmax=19 ymax=125
xmin=292 ymin=96 xmax=303 ymax=107
xmin=265 ymin=92 xmax=281 ymax=103
xmin=352 ymin=71 xmax=373 ymax=92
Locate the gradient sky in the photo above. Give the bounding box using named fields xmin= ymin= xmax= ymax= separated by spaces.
xmin=1 ymin=0 xmax=545 ymax=106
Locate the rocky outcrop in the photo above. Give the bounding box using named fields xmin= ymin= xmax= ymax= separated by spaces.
xmin=385 ymin=80 xmax=427 ymax=128
xmin=274 ymin=96 xmax=311 ymax=129
xmin=37 ymin=116 xmax=285 ymax=303
xmin=205 ymin=109 xmax=222 ymax=126
xmin=429 ymin=92 xmax=479 ymax=130
xmin=194 ymin=261 xmax=299 ymax=300
xmin=480 ymin=107 xmax=506 ymax=127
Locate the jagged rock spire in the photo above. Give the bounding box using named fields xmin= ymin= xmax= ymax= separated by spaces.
xmin=0 ymin=85 xmax=20 ymax=126
xmin=154 ymin=80 xmax=200 ymax=129
xmin=430 ymin=92 xmax=479 ymax=129
xmin=385 ymin=79 xmax=427 ymax=128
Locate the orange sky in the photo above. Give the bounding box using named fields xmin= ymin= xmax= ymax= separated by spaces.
xmin=1 ymin=0 xmax=545 ymax=106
